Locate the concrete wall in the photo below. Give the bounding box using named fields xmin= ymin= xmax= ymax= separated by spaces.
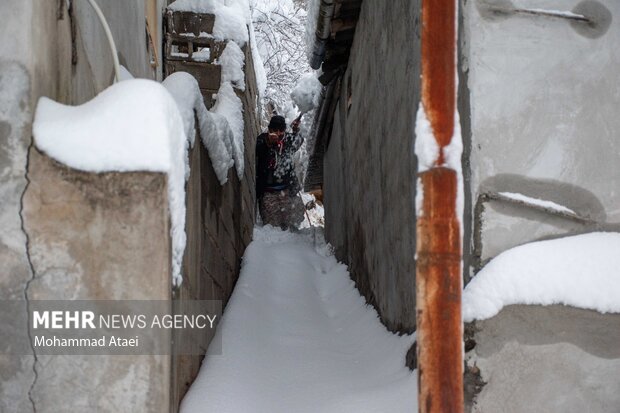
xmin=464 ymin=0 xmax=620 ymax=268
xmin=323 ymin=0 xmax=421 ymax=333
xmin=22 ymin=149 xmax=171 ymax=413
xmin=462 ymin=1 xmax=620 ymax=410
xmin=0 ymin=1 xmax=262 ymax=411
xmin=0 ymin=2 xmax=164 ymax=411
xmin=467 ymin=305 xmax=620 ymax=413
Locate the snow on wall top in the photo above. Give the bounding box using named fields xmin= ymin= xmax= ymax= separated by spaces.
xmin=33 ymin=79 xmax=187 ymax=287
xmin=163 ymin=72 xmax=235 ymax=185
xmin=219 ymin=40 xmax=246 ymax=91
xmin=168 ymin=0 xmax=256 ymax=179
xmin=168 ymin=0 xmax=250 ymax=46
xmin=463 ymin=232 xmax=620 ymax=322
xmin=213 ymin=40 xmax=246 ymax=179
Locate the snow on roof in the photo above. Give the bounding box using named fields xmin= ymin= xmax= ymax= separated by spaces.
xmin=463 ymin=232 xmax=620 ymax=322
xmin=168 ymin=0 xmax=250 ymax=46
xmin=33 ymin=79 xmax=187 ymax=287
xmin=163 ymin=72 xmax=234 ymax=185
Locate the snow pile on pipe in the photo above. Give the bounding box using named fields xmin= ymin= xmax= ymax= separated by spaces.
xmin=163 ymin=72 xmax=234 ymax=184
xmin=463 ymin=232 xmax=620 ymax=322
xmin=291 ymin=72 xmax=322 ymax=114
xmin=33 ymin=79 xmax=187 ymax=286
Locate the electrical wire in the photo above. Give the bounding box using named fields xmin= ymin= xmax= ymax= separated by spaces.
xmin=86 ymin=0 xmax=121 ymax=83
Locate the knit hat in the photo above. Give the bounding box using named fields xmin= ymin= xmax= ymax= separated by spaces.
xmin=268 ymin=115 xmax=286 ymax=131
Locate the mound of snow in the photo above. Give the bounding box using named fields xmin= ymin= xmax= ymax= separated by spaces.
xmin=291 ymin=72 xmax=322 ymax=114
xmin=463 ymin=232 xmax=620 ymax=321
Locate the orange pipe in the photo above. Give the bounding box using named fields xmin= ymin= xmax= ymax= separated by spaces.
xmin=416 ymin=0 xmax=463 ymax=412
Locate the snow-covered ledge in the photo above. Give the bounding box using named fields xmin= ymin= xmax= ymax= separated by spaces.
xmin=463 ymin=232 xmax=620 ymax=321
xmin=33 ymin=79 xmax=187 ymax=286
xmin=163 ymin=71 xmax=235 ymax=185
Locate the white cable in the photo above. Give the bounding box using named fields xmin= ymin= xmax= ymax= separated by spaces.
xmin=86 ymin=0 xmax=121 ymax=83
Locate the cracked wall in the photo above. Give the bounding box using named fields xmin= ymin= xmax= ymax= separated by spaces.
xmin=22 ymin=149 xmax=171 ymax=412
xmin=0 ymin=61 xmax=36 ymax=413
xmin=0 ymin=0 xmax=166 ymax=411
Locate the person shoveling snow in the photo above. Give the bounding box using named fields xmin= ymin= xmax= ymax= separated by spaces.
xmin=255 ymin=74 xmax=322 ymax=231
xmin=255 ymin=115 xmax=305 ymax=230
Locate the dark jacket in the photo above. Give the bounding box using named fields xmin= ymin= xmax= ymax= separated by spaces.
xmin=255 ymin=131 xmax=304 ymax=199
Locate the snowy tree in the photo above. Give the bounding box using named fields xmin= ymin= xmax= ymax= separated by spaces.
xmin=250 ymin=0 xmax=312 ymax=115
xmin=250 ymin=0 xmax=322 ymax=191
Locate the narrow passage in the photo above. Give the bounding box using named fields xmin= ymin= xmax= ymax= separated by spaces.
xmin=181 ymin=226 xmax=416 ymax=413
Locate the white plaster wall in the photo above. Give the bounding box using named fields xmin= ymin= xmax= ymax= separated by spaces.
xmin=465 ymin=0 xmax=620 ymax=260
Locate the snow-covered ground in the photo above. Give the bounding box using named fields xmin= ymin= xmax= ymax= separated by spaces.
xmin=181 ymin=226 xmax=416 ymax=413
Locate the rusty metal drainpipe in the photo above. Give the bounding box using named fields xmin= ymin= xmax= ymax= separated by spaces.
xmin=416 ymin=0 xmax=463 ymax=411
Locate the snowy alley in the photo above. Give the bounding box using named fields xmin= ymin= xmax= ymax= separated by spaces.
xmin=180 ymin=226 xmax=416 ymax=413
xmin=3 ymin=0 xmax=620 ymax=412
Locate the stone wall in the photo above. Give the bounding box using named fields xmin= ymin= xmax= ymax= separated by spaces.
xmin=323 ymin=0 xmax=421 ymax=333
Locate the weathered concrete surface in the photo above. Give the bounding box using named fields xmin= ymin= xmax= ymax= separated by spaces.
xmin=0 ymin=1 xmax=165 ymax=410
xmin=0 ymin=61 xmax=35 ymax=412
xmin=323 ymin=0 xmax=421 ymax=333
xmin=464 ymin=0 xmax=620 ymax=266
xmin=23 ymin=149 xmax=171 ymax=412
xmin=468 ymin=305 xmax=620 ymax=413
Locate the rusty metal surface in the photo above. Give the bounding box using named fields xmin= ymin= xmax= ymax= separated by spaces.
xmin=416 ymin=168 xmax=463 ymax=413
xmin=417 ymin=0 xmax=463 ymax=411
xmin=421 ymin=0 xmax=456 ymax=165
